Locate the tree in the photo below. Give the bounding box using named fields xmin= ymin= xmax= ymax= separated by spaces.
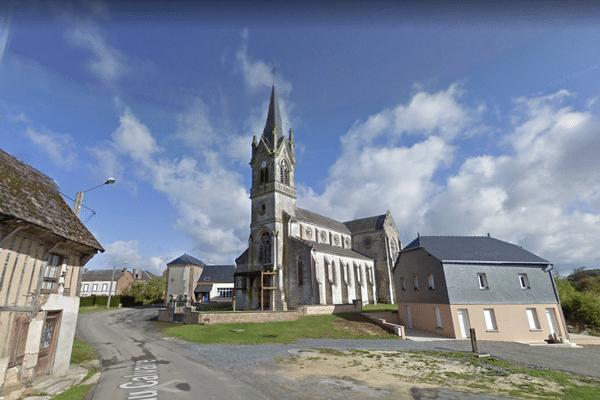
xmin=122 ymin=278 xmax=165 ymax=303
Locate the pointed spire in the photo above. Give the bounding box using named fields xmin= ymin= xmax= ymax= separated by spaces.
xmin=262 ymin=85 xmax=283 ymax=149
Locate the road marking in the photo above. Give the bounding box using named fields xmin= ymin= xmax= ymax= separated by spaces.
xmin=119 ymin=359 xmax=183 ymax=399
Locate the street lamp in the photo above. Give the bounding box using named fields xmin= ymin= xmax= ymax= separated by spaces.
xmin=107 ymin=261 xmax=127 ymax=308
xmin=74 ymin=178 xmax=116 ymax=218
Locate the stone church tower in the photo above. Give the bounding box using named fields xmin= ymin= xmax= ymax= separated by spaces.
xmin=247 ymin=85 xmax=296 ymax=309
xmin=235 ymin=85 xmax=401 ymax=310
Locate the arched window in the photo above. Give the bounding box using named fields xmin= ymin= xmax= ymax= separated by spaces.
xmin=280 ymin=159 xmax=289 ymax=185
xmin=260 ymin=166 xmax=269 ymax=185
xmin=259 ymin=231 xmax=272 ymax=264
xmin=297 ymin=257 xmax=304 ymax=286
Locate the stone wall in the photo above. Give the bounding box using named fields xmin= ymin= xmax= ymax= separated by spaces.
xmin=158 ymin=300 xmax=363 ymax=325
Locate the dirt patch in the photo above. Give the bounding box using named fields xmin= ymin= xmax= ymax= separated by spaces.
xmin=331 ymin=314 xmax=395 ymax=338
xmin=272 ymin=349 xmax=598 ymax=399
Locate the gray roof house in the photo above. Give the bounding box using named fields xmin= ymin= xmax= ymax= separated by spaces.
xmin=194 ymin=265 xmax=236 ymax=303
xmin=393 ymin=235 xmax=569 ymax=343
xmin=0 ymin=149 xmax=103 ymax=392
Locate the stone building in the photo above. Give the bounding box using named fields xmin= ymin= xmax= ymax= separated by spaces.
xmin=234 ymin=86 xmax=400 ymax=310
xmin=165 ymin=254 xmax=205 ymax=304
xmin=0 ymin=149 xmax=103 ymax=394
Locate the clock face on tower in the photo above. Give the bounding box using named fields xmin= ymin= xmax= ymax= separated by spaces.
xmin=260 ymin=160 xmax=267 ymax=168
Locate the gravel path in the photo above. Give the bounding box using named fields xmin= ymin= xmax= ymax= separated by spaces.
xmin=180 ymin=337 xmax=600 ymax=378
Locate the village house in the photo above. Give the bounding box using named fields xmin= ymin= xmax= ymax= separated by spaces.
xmin=0 ymin=149 xmax=103 ymax=394
xmin=393 ymin=235 xmax=569 ymax=343
xmin=234 ymin=86 xmax=401 ymax=310
xmin=194 ymin=265 xmax=236 ymax=304
xmin=165 ymin=254 xmax=205 ymax=304
xmin=80 ymin=268 xmax=134 ymax=297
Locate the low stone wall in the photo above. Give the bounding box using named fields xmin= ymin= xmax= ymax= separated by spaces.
xmin=186 ymin=309 xmax=300 ymax=325
xmin=300 ymin=300 xmax=362 ymax=315
xmin=159 ymin=300 xmax=364 ymax=325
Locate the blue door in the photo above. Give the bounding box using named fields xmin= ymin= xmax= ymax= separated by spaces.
xmin=203 ymin=293 xmax=209 ymax=303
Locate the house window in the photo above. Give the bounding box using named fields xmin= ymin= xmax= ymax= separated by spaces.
xmin=477 ymin=273 xmax=489 ymax=290
xmin=83 ymin=284 xmax=89 ymax=292
xmin=526 ymin=308 xmax=541 ymax=330
xmin=41 ymin=253 xmax=63 ymax=293
xmin=519 ymin=273 xmax=530 ymax=289
xmin=400 ymin=277 xmax=406 ymax=291
xmin=260 ymin=166 xmax=269 ymax=185
xmin=483 ymin=309 xmax=498 ymax=331
xmin=259 ymin=231 xmax=272 ymax=264
xmin=102 ymin=283 xmax=108 ymax=291
xmin=92 ymin=284 xmax=98 ymax=291
xmin=427 ymin=274 xmax=435 ymax=290
xmin=217 ymin=288 xmax=233 ymax=298
xmin=413 ymin=276 xmax=419 ymax=290
xmin=434 ymin=307 xmax=442 ymax=328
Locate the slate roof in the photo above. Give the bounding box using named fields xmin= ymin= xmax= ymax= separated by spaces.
xmin=197 ymin=265 xmax=235 ymax=284
xmin=135 ymin=270 xmax=157 ymax=281
xmin=0 ymin=149 xmax=103 ymax=252
xmin=344 ymin=213 xmax=387 ymax=233
xmin=261 ymin=85 xmax=283 ymax=149
xmin=295 ymin=208 xmax=350 ymax=234
xmin=402 ymin=236 xmax=549 ymax=264
xmin=167 ymin=253 xmax=206 ymax=267
xmin=290 ymin=237 xmax=373 ymax=261
xmin=82 ymin=268 xmax=130 ymax=281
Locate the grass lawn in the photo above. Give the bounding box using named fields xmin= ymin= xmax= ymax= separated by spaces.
xmin=48 ymin=340 xmax=98 ymax=399
xmin=362 ymin=303 xmax=398 ymax=313
xmin=162 ymin=313 xmax=398 ymax=344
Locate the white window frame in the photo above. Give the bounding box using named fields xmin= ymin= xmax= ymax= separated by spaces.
xmin=477 ymin=273 xmax=489 ymax=290
xmin=483 ymin=309 xmax=498 ymax=331
xmin=82 ymin=284 xmax=89 ymax=292
xmin=92 ymin=283 xmax=98 ymax=291
xmin=102 ymin=283 xmax=108 ymax=292
xmin=526 ymin=308 xmax=541 ymax=330
xmin=217 ymin=288 xmax=233 ymax=298
xmin=519 ymin=273 xmax=530 ymax=289
xmin=427 ymin=274 xmax=435 ymax=290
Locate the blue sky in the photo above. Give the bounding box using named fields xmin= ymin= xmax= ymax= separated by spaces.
xmin=2 ymin=1 xmax=600 ymax=276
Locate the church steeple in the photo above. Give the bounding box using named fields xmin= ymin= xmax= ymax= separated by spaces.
xmin=262 ymin=85 xmax=283 ymax=149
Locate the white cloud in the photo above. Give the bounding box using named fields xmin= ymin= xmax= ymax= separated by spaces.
xmin=175 ymin=97 xmax=217 ymax=149
xmin=236 ymin=28 xmax=292 ymax=94
xmin=102 ymin=240 xmax=174 ymax=275
xmin=25 ymin=127 xmax=78 ymax=169
xmin=298 ymin=84 xmax=600 ymax=269
xmin=95 ymin=107 xmax=250 ymax=263
xmin=0 ymin=16 xmax=9 ymax=63
xmin=422 ymin=90 xmax=600 ymax=267
xmin=341 ymin=83 xmax=483 ymax=155
xmin=64 ymin=22 xmax=129 ymax=88
xmin=111 ymin=108 xmax=160 ymax=163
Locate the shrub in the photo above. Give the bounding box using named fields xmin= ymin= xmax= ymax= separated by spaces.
xmin=94 ymin=296 xmax=108 ymax=306
xmin=79 ymin=296 xmax=94 ymax=307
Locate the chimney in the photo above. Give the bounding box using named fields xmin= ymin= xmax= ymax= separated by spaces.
xmin=133 ymin=269 xmax=138 ymax=279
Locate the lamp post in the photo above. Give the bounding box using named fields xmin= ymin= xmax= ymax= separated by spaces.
xmin=107 ymin=261 xmax=127 ymax=308
xmin=74 ymin=178 xmax=116 ymax=218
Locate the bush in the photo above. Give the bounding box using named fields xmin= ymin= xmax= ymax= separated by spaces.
xmin=109 ymin=295 xmax=121 ymax=307
xmin=556 ymin=277 xmax=600 ymax=327
xmin=79 ymin=296 xmax=94 ymax=307
xmin=94 ymin=296 xmax=108 ymax=306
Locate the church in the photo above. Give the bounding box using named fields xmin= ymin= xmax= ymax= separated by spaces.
xmin=234 ymin=86 xmax=401 ymax=310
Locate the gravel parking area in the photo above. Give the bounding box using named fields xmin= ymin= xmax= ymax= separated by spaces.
xmin=179 ymin=337 xmax=600 ymax=378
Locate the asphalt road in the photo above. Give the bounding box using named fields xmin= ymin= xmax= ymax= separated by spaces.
xmin=77 ymin=308 xmax=599 ymax=399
